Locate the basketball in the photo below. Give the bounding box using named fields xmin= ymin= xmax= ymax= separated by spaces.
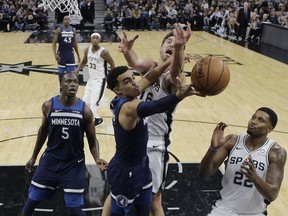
xmin=190 ymin=57 xmax=230 ymax=96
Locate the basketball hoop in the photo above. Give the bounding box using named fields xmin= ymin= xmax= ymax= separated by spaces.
xmin=41 ymin=0 xmax=82 ymax=25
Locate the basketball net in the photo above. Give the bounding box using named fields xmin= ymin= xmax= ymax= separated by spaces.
xmin=40 ymin=0 xmax=82 ymax=25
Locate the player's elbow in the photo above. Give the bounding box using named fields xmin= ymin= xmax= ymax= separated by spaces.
xmin=266 ymin=188 xmax=280 ymax=203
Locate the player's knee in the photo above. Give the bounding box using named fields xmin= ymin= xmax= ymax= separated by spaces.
xmin=66 ymin=207 xmax=85 ymax=216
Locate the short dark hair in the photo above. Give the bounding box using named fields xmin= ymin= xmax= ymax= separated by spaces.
xmin=61 ymin=72 xmax=78 ymax=82
xmin=107 ymin=66 xmax=129 ymax=90
xmin=161 ymin=31 xmax=174 ymax=46
xmin=257 ymin=107 xmax=278 ymax=129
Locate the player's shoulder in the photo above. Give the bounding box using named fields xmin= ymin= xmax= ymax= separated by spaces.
xmin=269 ymin=142 xmax=287 ymax=165
xmin=43 ymin=98 xmax=53 ymax=106
xmin=42 ymin=98 xmax=53 ymax=114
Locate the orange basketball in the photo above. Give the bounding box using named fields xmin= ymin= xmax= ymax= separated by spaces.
xmin=191 ymin=57 xmax=230 ymax=96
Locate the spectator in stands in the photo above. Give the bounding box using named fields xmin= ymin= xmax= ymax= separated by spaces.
xmin=203 ymin=7 xmax=214 ymax=29
xmin=82 ymin=0 xmax=95 ymax=23
xmin=24 ymin=10 xmax=37 ymax=30
xmin=132 ymin=4 xmax=141 ymax=29
xmin=124 ymin=6 xmax=132 ymax=30
xmin=104 ymin=7 xmax=113 ymax=31
xmin=269 ymin=9 xmax=278 ymax=24
xmin=165 ymin=3 xmax=178 ymax=28
xmin=247 ymin=12 xmax=261 ymax=44
xmin=210 ymin=7 xmax=222 ymax=29
xmin=35 ymin=8 xmax=48 ymax=30
xmin=140 ymin=5 xmax=149 ymax=30
xmin=159 ymin=4 xmax=168 ymax=29
xmin=13 ymin=13 xmax=27 ymax=31
xmin=236 ymin=1 xmax=251 ymax=42
xmin=149 ymin=5 xmax=160 ymax=30
xmin=184 ymin=0 xmax=193 ymax=15
xmin=112 ymin=6 xmax=122 ymax=30
xmin=118 ymin=0 xmax=128 ymax=10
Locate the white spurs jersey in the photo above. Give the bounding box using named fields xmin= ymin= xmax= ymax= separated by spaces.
xmin=139 ymin=71 xmax=176 ymax=139
xmin=87 ymin=46 xmax=107 ymax=79
xmin=220 ymin=135 xmax=275 ymax=214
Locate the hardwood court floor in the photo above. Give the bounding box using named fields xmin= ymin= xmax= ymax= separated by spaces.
xmin=0 ymin=30 xmax=287 ymax=215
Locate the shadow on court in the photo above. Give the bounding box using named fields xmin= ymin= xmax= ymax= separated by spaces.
xmin=0 ymin=163 xmax=222 ymax=216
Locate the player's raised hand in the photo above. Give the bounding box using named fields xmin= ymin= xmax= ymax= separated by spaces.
xmin=175 ymin=77 xmax=203 ymax=100
xmin=210 ymin=122 xmax=233 ymax=150
xmin=119 ymin=32 xmax=139 ymax=53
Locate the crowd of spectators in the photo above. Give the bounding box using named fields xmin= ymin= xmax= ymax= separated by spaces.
xmin=0 ymin=0 xmax=49 ymax=32
xmin=103 ymin=0 xmax=288 ymax=40
xmin=1 ymin=0 xmax=288 ymax=38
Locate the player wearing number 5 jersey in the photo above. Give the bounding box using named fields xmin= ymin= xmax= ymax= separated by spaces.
xmin=53 ymin=16 xmax=81 ymax=91
xmin=21 ymin=73 xmax=107 ymax=216
xmin=199 ymin=107 xmax=286 ymax=216
xmin=75 ymin=33 xmax=115 ymax=126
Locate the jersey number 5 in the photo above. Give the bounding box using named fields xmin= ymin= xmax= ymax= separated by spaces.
xmin=62 ymin=127 xmax=69 ymax=139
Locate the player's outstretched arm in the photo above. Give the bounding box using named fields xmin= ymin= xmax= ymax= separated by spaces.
xmin=137 ymin=57 xmax=172 ymax=92
xmin=169 ymin=23 xmax=188 ymax=85
xmin=120 ymin=32 xmax=155 ymax=74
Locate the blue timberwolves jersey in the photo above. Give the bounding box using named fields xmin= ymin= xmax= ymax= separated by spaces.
xmin=58 ymin=25 xmax=75 ymax=54
xmin=110 ymin=97 xmax=148 ymax=165
xmin=46 ymin=96 xmax=85 ymax=161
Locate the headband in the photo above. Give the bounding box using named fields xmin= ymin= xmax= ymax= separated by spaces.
xmin=91 ymin=33 xmax=101 ymax=39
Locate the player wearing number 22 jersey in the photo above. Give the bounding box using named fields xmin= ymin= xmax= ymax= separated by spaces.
xmin=200 ymin=108 xmax=286 ymax=216
xmin=220 ymin=135 xmax=275 ymax=214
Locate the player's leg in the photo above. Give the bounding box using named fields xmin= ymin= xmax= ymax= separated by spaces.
xmin=110 ymin=196 xmax=126 ymax=216
xmin=22 ymin=154 xmax=57 ymax=215
xmin=147 ymin=137 xmax=169 ymax=216
xmin=90 ymin=79 xmax=106 ymax=125
xmin=83 ymin=79 xmax=92 ymax=108
xmin=64 ymin=193 xmax=85 ymax=216
xmin=21 ymin=186 xmax=55 ymax=216
xmin=65 ymin=54 xmax=77 ymax=73
xmin=151 ymin=191 xmax=164 ymax=216
xmin=132 ymin=188 xmax=152 ymax=216
xmin=101 ymin=194 xmax=112 ymax=216
xmin=62 ymin=158 xmax=86 ymax=216
xmin=65 ymin=64 xmax=76 ymax=73
xmin=57 ymin=52 xmax=68 ymax=93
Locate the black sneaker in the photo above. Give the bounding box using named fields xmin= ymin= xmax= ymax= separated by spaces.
xmin=94 ymin=118 xmax=103 ymax=126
